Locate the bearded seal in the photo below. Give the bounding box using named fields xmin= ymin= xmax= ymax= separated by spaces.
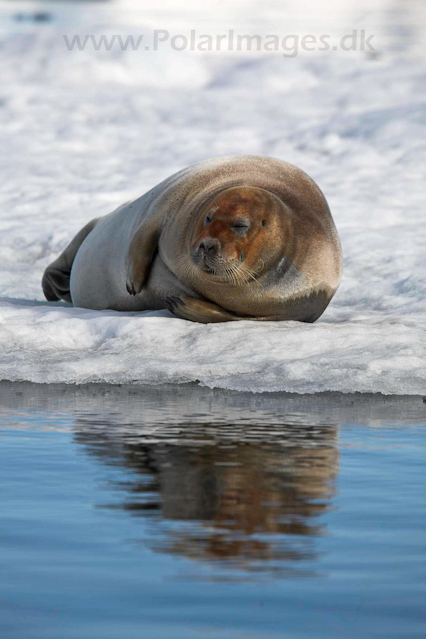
xmin=42 ymin=155 xmax=343 ymax=323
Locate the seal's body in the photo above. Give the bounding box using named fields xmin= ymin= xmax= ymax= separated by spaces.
xmin=42 ymin=156 xmax=342 ymax=323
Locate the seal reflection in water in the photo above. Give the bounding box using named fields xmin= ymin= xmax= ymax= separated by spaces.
xmin=42 ymin=156 xmax=343 ymax=323
xmin=74 ymin=414 xmax=338 ymax=575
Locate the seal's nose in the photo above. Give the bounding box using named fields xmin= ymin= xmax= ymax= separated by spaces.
xmin=199 ymin=238 xmax=220 ymax=256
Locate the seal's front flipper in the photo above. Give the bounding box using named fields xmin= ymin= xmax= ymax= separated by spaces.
xmin=126 ymin=218 xmax=161 ymax=295
xmin=164 ymin=295 xmax=243 ymax=323
xmin=42 ymin=217 xmax=101 ymax=304
xmin=164 ymin=296 xmax=293 ymax=323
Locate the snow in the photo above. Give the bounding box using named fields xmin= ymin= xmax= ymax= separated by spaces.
xmin=0 ymin=0 xmax=425 ymax=393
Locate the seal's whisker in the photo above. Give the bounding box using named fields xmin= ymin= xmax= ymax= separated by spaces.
xmin=228 ymin=261 xmax=259 ymax=285
xmin=229 ymin=265 xmax=243 ymax=287
xmin=229 ymin=267 xmax=238 ymax=286
xmin=176 ymin=255 xmax=198 ymax=282
xmin=229 ymin=263 xmax=242 ymax=286
xmin=236 ymin=264 xmax=256 ymax=282
xmin=255 ymin=259 xmax=265 ymax=274
xmin=179 ymin=253 xmax=261 ymax=288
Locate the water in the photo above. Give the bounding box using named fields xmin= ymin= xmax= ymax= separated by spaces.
xmin=0 ymin=383 xmax=425 ymax=639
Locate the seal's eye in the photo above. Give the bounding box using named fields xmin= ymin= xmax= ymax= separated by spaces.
xmin=262 ymin=220 xmax=267 ymax=227
xmin=205 ymin=215 xmax=212 ymax=224
xmin=231 ymin=222 xmax=249 ymax=235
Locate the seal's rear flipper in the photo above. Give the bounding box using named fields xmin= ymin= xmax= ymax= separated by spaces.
xmin=42 ymin=268 xmax=72 ymax=303
xmin=42 ymin=217 xmax=101 ymax=304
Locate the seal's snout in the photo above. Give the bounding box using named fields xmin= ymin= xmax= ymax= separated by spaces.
xmin=199 ymin=238 xmax=220 ymax=256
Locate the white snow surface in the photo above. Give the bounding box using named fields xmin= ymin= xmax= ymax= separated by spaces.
xmin=0 ymin=0 xmax=425 ymax=393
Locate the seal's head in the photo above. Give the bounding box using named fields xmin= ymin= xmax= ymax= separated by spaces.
xmin=190 ymin=186 xmax=285 ymax=285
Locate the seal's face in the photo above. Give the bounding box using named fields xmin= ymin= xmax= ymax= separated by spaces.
xmin=190 ymin=186 xmax=283 ymax=285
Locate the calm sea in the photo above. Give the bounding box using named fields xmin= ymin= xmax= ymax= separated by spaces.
xmin=0 ymin=382 xmax=425 ymax=639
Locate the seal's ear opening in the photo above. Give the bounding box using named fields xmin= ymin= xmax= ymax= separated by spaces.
xmin=125 ymin=217 xmax=161 ymax=296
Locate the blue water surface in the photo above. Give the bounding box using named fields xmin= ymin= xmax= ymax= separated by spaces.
xmin=0 ymin=384 xmax=425 ymax=639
